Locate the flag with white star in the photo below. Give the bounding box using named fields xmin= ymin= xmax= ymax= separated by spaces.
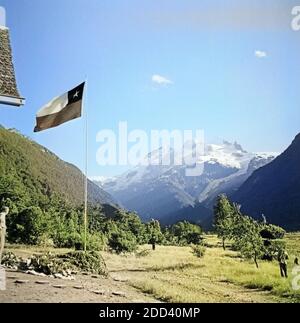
xmin=34 ymin=82 xmax=85 ymax=132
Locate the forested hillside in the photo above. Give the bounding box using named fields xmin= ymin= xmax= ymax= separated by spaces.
xmin=0 ymin=126 xmax=116 ymax=207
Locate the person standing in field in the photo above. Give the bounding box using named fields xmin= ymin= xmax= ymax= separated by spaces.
xmin=150 ymin=236 xmax=156 ymax=251
xmin=278 ymin=249 xmax=289 ymax=278
xmin=0 ymin=207 xmax=9 ymax=264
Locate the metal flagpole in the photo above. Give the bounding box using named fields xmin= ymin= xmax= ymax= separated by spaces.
xmin=84 ymin=77 xmax=88 ymax=252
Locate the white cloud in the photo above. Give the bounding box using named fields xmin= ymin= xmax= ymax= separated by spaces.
xmin=152 ymin=74 xmax=173 ymax=85
xmin=255 ymin=50 xmax=267 ymax=58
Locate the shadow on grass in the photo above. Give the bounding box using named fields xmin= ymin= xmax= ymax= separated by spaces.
xmin=110 ymin=269 xmax=148 ymax=273
xmin=224 ymin=253 xmax=241 ymax=259
xmin=151 ymin=262 xmax=206 ymax=272
xmin=110 ymin=262 xmax=205 ymax=274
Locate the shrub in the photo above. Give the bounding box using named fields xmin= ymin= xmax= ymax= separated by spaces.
xmin=2 ymin=250 xmax=108 ymax=276
xmin=58 ymin=251 xmax=107 ymax=275
xmin=36 ymin=234 xmax=55 ymax=248
xmin=191 ymin=244 xmax=206 ymax=258
xmin=108 ymin=230 xmax=138 ymax=254
xmin=167 ymin=221 xmax=203 ymax=246
xmin=75 ymin=232 xmax=107 ymax=251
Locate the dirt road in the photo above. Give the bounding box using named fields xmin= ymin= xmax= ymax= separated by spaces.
xmin=0 ymin=268 xmax=159 ymax=303
xmin=0 ymin=266 xmax=281 ymax=303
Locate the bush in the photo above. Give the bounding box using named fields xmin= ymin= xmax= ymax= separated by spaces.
xmin=2 ymin=250 xmax=108 ymax=276
xmin=191 ymin=244 xmax=206 ymax=258
xmin=108 ymin=230 xmax=138 ymax=254
xmin=58 ymin=251 xmax=107 ymax=275
xmin=75 ymin=232 xmax=107 ymax=251
xmin=167 ymin=221 xmax=203 ymax=246
xmin=36 ymin=234 xmax=54 ymax=248
xmin=1 ymin=251 xmax=21 ymax=269
xmin=8 ymin=206 xmax=48 ymax=245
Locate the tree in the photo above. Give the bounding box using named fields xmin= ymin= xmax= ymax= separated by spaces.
xmin=168 ymin=221 xmax=203 ymax=245
xmin=108 ymin=229 xmax=137 ymax=254
xmin=114 ymin=211 xmax=146 ymax=245
xmin=214 ymin=195 xmax=234 ymax=250
xmin=146 ymin=220 xmax=164 ymax=250
xmin=214 ymin=195 xmax=287 ymax=268
xmin=232 ymin=215 xmax=264 ymax=268
xmin=10 ymin=206 xmax=48 ymax=244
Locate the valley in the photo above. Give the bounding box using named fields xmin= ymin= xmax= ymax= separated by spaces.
xmin=1 ymin=234 xmax=299 ymax=303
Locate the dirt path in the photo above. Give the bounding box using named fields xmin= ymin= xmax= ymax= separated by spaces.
xmin=0 ymin=267 xmax=283 ymax=303
xmin=0 ymin=268 xmax=160 ymax=303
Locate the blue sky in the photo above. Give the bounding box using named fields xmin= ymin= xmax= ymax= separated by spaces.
xmin=0 ymin=0 xmax=300 ymax=177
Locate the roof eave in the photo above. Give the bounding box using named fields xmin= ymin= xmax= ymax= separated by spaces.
xmin=0 ymin=95 xmax=25 ymax=107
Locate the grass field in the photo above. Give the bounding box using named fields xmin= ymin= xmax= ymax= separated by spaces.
xmin=103 ymin=234 xmax=300 ymax=303
xmin=5 ymin=234 xmax=300 ymax=303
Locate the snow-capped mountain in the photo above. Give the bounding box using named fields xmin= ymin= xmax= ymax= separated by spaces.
xmin=198 ymin=152 xmax=276 ymax=208
xmin=96 ymin=141 xmax=277 ymax=223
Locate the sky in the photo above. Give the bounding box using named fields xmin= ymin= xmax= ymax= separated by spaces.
xmin=0 ymin=0 xmax=300 ymax=178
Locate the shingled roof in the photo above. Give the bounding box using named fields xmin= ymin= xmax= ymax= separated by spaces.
xmin=0 ymin=26 xmax=21 ymax=98
xmin=0 ymin=25 xmax=25 ymax=107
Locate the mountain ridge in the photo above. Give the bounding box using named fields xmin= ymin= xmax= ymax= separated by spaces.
xmin=99 ymin=140 xmax=276 ymax=223
xmin=0 ymin=126 xmax=117 ymax=208
xmin=232 ymin=133 xmax=300 ymax=231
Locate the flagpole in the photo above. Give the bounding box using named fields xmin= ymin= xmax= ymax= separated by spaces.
xmin=84 ymin=77 xmax=88 ymax=252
